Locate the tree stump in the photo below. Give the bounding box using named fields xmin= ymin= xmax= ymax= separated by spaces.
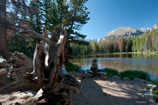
xmin=22 ymin=25 xmax=83 ymax=105
xmin=0 ymin=25 xmax=83 ymax=105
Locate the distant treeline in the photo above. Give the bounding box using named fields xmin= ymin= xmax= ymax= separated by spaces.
xmin=70 ymin=28 xmax=158 ymax=55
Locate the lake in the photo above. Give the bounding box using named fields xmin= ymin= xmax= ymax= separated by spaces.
xmin=69 ymin=54 xmax=158 ymax=80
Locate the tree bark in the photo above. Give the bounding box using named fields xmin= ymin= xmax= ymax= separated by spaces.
xmin=0 ymin=0 xmax=10 ymax=59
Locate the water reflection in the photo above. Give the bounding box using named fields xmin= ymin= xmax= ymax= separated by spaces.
xmin=70 ymin=54 xmax=158 ymax=80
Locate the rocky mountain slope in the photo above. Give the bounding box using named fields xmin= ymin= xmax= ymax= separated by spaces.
xmin=152 ymin=22 xmax=158 ymax=29
xmin=99 ymin=22 xmax=158 ymax=41
xmin=139 ymin=27 xmax=151 ymax=33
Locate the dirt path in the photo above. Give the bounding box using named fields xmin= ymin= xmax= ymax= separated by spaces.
xmin=72 ymin=73 xmax=150 ymax=105
xmin=0 ymin=73 xmax=152 ymax=105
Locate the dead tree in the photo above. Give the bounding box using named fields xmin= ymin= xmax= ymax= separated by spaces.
xmin=18 ymin=25 xmax=83 ymax=105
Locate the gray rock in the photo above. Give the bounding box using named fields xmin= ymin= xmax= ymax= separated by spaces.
xmin=123 ymin=77 xmax=131 ymax=81
xmin=143 ymin=92 xmax=156 ymax=104
xmin=113 ymin=76 xmax=121 ymax=80
xmin=146 ymin=84 xmax=157 ymax=89
xmin=134 ymin=78 xmax=145 ymax=81
xmin=0 ymin=68 xmax=7 ymax=77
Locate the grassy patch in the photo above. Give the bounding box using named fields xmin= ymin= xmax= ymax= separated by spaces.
xmin=86 ymin=52 xmax=142 ymax=55
xmin=153 ymin=88 xmax=158 ymax=103
xmin=120 ymin=70 xmax=150 ymax=80
xmin=65 ymin=62 xmax=81 ymax=72
xmin=142 ymin=52 xmax=157 ymax=55
xmin=101 ymin=60 xmax=117 ymax=63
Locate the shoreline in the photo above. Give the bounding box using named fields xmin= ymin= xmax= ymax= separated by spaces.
xmin=69 ymin=51 xmax=158 ymax=56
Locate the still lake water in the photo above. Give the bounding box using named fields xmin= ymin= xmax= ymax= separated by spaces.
xmin=69 ymin=54 xmax=158 ymax=80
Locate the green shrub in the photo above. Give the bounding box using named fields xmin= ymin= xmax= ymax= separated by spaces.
xmin=120 ymin=70 xmax=150 ymax=80
xmin=65 ymin=62 xmax=81 ymax=72
xmin=100 ymin=68 xmax=150 ymax=81
xmin=101 ymin=68 xmax=119 ymax=77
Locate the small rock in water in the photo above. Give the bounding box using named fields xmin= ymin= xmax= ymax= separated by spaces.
xmin=123 ymin=77 xmax=131 ymax=81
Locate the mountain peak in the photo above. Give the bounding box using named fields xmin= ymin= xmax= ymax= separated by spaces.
xmin=103 ymin=27 xmax=143 ymax=39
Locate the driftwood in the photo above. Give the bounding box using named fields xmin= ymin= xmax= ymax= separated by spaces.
xmin=68 ymin=72 xmax=85 ymax=80
xmin=8 ymin=52 xmax=33 ymax=74
xmin=19 ymin=25 xmax=82 ymax=105
xmin=0 ymin=52 xmax=39 ymax=92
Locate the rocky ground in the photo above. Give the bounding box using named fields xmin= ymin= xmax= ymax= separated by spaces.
xmin=0 ymin=72 xmax=157 ymax=105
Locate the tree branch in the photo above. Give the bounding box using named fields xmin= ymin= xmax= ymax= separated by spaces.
xmin=20 ymin=30 xmax=52 ymax=45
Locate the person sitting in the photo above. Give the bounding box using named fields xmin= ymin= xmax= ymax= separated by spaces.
xmin=90 ymin=59 xmax=98 ymax=73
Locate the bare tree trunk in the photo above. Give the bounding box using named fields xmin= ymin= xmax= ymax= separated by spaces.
xmin=0 ymin=0 xmax=10 ymax=59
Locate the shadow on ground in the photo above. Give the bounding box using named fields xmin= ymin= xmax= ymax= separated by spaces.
xmin=72 ymin=73 xmax=149 ymax=105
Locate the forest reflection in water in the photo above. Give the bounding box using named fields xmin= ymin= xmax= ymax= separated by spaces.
xmin=69 ymin=54 xmax=158 ymax=80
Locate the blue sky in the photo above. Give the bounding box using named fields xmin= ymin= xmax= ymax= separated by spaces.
xmin=80 ymin=0 xmax=158 ymax=40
